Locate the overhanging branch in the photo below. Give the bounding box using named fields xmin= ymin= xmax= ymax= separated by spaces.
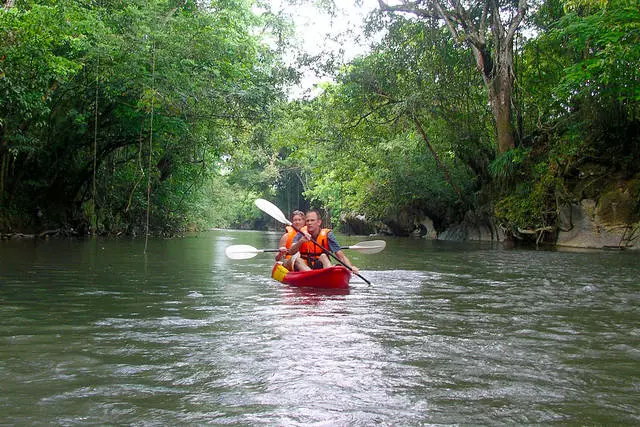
xmin=412 ymin=113 xmax=464 ymax=200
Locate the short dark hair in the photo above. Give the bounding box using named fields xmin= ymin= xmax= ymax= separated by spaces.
xmin=306 ymin=209 xmax=322 ymax=220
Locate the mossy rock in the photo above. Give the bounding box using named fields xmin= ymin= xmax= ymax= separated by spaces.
xmin=570 ymin=163 xmax=609 ymax=200
xmin=597 ymin=178 xmax=640 ymax=225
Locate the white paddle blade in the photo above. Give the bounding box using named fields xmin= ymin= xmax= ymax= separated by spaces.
xmin=348 ymin=240 xmax=387 ymax=254
xmin=225 ymin=245 xmax=262 ymax=260
xmin=255 ymin=199 xmax=291 ymax=225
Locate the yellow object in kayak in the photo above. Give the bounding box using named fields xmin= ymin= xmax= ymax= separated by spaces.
xmin=272 ymin=263 xmax=289 ymax=282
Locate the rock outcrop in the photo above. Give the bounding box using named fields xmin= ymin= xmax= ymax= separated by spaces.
xmin=341 ymin=186 xmax=639 ymax=250
xmin=437 ymin=211 xmax=506 ymax=242
xmin=341 ymin=213 xmax=377 ymax=236
xmin=556 ymin=198 xmax=638 ymax=249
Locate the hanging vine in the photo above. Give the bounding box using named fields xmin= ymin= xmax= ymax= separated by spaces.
xmin=91 ymin=55 xmax=99 ymax=236
xmin=144 ymin=41 xmax=156 ymax=254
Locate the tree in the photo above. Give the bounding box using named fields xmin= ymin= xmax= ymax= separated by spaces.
xmin=520 ymin=0 xmax=639 ymax=168
xmin=377 ymin=0 xmax=528 ymax=154
xmin=491 ymin=0 xmax=640 ymax=234
xmin=0 ymin=0 xmax=292 ymax=233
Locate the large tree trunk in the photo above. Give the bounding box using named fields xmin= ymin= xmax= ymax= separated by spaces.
xmin=491 ymin=79 xmax=516 ymax=154
xmin=471 ymin=41 xmax=517 ymax=153
xmin=378 ymin=0 xmax=526 ymax=154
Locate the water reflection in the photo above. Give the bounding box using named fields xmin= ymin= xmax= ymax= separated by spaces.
xmin=279 ymin=286 xmax=350 ymax=306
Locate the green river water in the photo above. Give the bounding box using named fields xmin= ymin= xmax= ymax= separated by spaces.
xmin=1 ymin=230 xmax=639 ymax=425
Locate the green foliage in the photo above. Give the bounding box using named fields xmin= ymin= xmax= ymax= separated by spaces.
xmin=488 ymin=147 xmax=532 ymax=184
xmin=493 ymin=168 xmax=559 ymax=231
xmin=271 ymin=17 xmax=489 ymax=228
xmin=3 ymin=0 xmax=639 ymax=238
xmin=492 ymin=0 xmax=640 ymax=236
xmin=0 ymin=2 xmax=90 ymax=150
xmin=522 ymin=0 xmax=640 ymax=167
xmin=555 ymin=3 xmax=640 ymax=104
xmin=0 ymin=0 xmax=292 ymax=234
xmin=184 ymin=173 xmax=264 ymax=230
xmin=494 ymin=190 xmax=544 ymax=230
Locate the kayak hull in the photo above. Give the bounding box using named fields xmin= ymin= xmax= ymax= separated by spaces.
xmin=271 ymin=263 xmax=351 ymax=289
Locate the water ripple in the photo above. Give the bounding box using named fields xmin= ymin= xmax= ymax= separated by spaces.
xmin=1 ymin=235 xmax=639 ymax=424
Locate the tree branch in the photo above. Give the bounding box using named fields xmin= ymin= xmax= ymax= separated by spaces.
xmin=506 ymin=0 xmax=528 ymax=43
xmin=412 ymin=114 xmax=464 ymax=200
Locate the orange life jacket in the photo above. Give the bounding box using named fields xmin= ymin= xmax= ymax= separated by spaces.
xmin=284 ymin=225 xmax=307 ymax=260
xmin=300 ymin=228 xmax=330 ymax=266
xmin=284 ymin=225 xmax=307 ymax=248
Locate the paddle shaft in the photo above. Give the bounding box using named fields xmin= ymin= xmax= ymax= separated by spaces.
xmin=289 ymin=223 xmax=372 ymax=285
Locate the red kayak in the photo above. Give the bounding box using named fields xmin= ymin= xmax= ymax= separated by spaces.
xmin=271 ymin=263 xmax=351 ymax=289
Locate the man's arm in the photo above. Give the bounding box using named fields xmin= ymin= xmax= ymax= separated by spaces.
xmin=288 ymin=232 xmax=308 ymax=255
xmin=327 ymin=232 xmax=359 ymax=273
xmin=334 ymin=250 xmax=359 ymax=274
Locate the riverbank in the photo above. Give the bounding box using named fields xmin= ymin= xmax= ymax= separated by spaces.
xmin=343 ymin=198 xmax=639 ymax=250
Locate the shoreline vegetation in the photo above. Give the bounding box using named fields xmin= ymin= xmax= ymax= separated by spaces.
xmin=2 ymin=218 xmax=637 ymax=252
xmin=1 ymin=1 xmax=638 ymax=250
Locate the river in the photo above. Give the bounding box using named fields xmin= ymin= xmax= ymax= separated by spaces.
xmin=1 ymin=230 xmax=639 ymax=425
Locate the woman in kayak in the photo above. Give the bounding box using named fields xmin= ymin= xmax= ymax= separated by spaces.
xmin=287 ymin=209 xmax=359 ymax=274
xmin=275 ymin=210 xmax=306 ymax=270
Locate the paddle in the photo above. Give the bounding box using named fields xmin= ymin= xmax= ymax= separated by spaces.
xmin=225 ymin=240 xmax=386 ymax=260
xmin=254 ymin=198 xmax=374 ymax=285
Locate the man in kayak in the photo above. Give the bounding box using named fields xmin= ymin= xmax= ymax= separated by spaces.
xmin=275 ymin=210 xmax=306 ymax=270
xmin=287 ymin=209 xmax=359 ymax=274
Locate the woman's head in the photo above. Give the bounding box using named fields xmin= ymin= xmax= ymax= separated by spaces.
xmin=291 ymin=210 xmax=305 ymax=228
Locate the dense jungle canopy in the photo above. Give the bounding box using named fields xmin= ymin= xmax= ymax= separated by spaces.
xmin=1 ymin=0 xmax=639 ymax=240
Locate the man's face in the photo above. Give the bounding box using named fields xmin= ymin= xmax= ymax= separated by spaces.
xmin=291 ymin=214 xmax=305 ymax=229
xmin=305 ymin=212 xmax=321 ymax=234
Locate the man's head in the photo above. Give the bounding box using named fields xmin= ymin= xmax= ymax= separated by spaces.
xmin=305 ymin=209 xmax=323 ymax=234
xmin=291 ymin=210 xmax=305 ymax=229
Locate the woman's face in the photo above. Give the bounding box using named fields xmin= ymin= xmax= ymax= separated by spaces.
xmin=292 ymin=213 xmax=306 ymax=229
